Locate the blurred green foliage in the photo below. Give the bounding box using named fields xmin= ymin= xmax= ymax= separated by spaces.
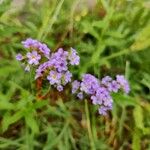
xmin=0 ymin=0 xmax=150 ymax=149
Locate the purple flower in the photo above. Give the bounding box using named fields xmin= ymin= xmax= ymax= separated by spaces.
xmin=56 ymin=61 xmax=68 ymax=72
xmin=72 ymin=80 xmax=80 ymax=94
xmin=101 ymin=76 xmax=112 ymax=86
xmin=77 ymin=92 xmax=83 ymax=100
xmin=18 ymin=38 xmax=131 ymax=116
xmin=91 ymin=96 xmax=102 ymax=105
xmin=116 ymin=75 xmax=130 ymax=94
xmin=16 ymin=53 xmax=23 ymax=61
xmin=26 ymin=51 xmax=41 ymax=65
xmin=38 ymin=43 xmax=50 ymax=58
xmin=50 ymin=48 xmax=68 ymax=72
xmin=96 ymin=87 xmax=108 ymax=96
xmin=35 ymin=61 xmax=52 ymax=79
xmin=57 ymin=85 xmax=63 ymax=91
xmin=103 ymin=97 xmax=113 ymax=107
xmin=95 ymin=87 xmax=112 ymax=106
xmin=22 ymin=38 xmax=37 ymax=49
xmin=98 ymin=105 xmax=112 ymax=115
xmin=108 ymin=80 xmax=120 ymax=93
xmin=63 ymin=71 xmax=72 ymax=85
xmin=68 ymin=48 xmax=80 ymax=65
xmin=47 ymin=70 xmax=62 ymax=85
xmin=72 ymin=74 xmax=130 ymax=115
xmin=98 ymin=106 xmax=107 ymax=115
xmin=123 ymin=84 xmax=130 ymax=94
xmin=80 ymin=74 xmax=100 ymax=95
xmin=22 ymin=38 xmax=50 ymax=58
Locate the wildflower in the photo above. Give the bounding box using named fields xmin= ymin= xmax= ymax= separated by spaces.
xmin=26 ymin=51 xmax=41 ymax=65
xmin=63 ymin=71 xmax=72 ymax=85
xmin=47 ymin=70 xmax=62 ymax=85
xmin=34 ymin=48 xmax=78 ymax=91
xmin=50 ymin=48 xmax=68 ymax=72
xmin=77 ymin=92 xmax=83 ymax=100
xmin=16 ymin=53 xmax=23 ymax=61
xmin=108 ymin=80 xmax=120 ymax=93
xmin=72 ymin=80 xmax=80 ymax=94
xmin=35 ymin=61 xmax=52 ymax=79
xmin=22 ymin=38 xmax=50 ymax=58
xmin=98 ymin=105 xmax=112 ymax=115
xmin=17 ymin=38 xmax=130 ymax=116
xmin=72 ymin=74 xmax=130 ymax=115
xmin=101 ymin=76 xmax=112 ymax=86
xmin=68 ymin=48 xmax=80 ymax=65
xmin=116 ymin=75 xmax=130 ymax=94
xmin=94 ymin=87 xmax=113 ymax=107
xmin=38 ymin=43 xmax=50 ymax=58
xmin=80 ymin=74 xmax=100 ymax=95
xmin=57 ymin=85 xmax=63 ymax=91
xmin=96 ymin=87 xmax=110 ymax=102
xmin=91 ymin=95 xmax=101 ymax=105
xmin=22 ymin=38 xmax=37 ymax=49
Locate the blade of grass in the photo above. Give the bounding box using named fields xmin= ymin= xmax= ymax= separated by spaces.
xmin=39 ymin=0 xmax=64 ymax=41
xmin=43 ymin=121 xmax=69 ymax=150
xmin=118 ymin=107 xmax=126 ymax=140
xmin=85 ymin=100 xmax=95 ymax=150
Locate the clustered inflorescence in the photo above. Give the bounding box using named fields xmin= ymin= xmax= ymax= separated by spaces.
xmin=16 ymin=38 xmax=79 ymax=91
xmin=16 ymin=38 xmax=130 ymax=115
xmin=72 ymin=74 xmax=130 ymax=115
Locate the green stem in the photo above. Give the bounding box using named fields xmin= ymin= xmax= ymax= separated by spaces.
xmin=85 ymin=100 xmax=95 ymax=150
xmin=102 ymin=49 xmax=129 ymax=61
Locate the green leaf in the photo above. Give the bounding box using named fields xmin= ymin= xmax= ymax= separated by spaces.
xmin=0 ymin=0 xmax=11 ymax=17
xmin=33 ymin=100 xmax=48 ymax=109
xmin=25 ymin=113 xmax=39 ymax=133
xmin=131 ymin=24 xmax=150 ymax=51
xmin=132 ymin=128 xmax=141 ymax=150
xmin=143 ymin=127 xmax=150 ymax=135
xmin=0 ymin=100 xmax=14 ymax=110
xmin=0 ymin=93 xmax=14 ymax=110
xmin=92 ymin=20 xmax=105 ymax=29
xmin=133 ymin=105 xmax=144 ymax=129
xmin=113 ymin=93 xmax=137 ymax=107
xmin=141 ymin=73 xmax=150 ymax=89
xmin=43 ymin=121 xmax=69 ymax=149
xmin=2 ymin=111 xmax=24 ymax=132
xmin=82 ymin=21 xmax=99 ymax=39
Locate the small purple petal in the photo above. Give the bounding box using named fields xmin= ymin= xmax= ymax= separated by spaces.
xmin=63 ymin=71 xmax=72 ymax=85
xmin=108 ymin=80 xmax=120 ymax=93
xmin=22 ymin=38 xmax=50 ymax=58
xmin=72 ymin=80 xmax=80 ymax=93
xmin=16 ymin=53 xmax=23 ymax=61
xmin=101 ymin=76 xmax=112 ymax=86
xmin=47 ymin=70 xmax=62 ymax=85
xmin=26 ymin=51 xmax=41 ymax=65
xmin=80 ymin=74 xmax=100 ymax=95
xmin=68 ymin=48 xmax=80 ymax=65
xmin=116 ymin=75 xmax=130 ymax=94
xmin=57 ymin=85 xmax=63 ymax=91
xmin=77 ymin=92 xmax=83 ymax=100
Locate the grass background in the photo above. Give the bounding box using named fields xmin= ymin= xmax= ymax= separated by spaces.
xmin=0 ymin=0 xmax=150 ymax=149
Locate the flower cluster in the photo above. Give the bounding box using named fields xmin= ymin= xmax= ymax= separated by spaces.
xmin=16 ymin=38 xmax=79 ymax=91
xmin=22 ymin=38 xmax=50 ymax=58
xmin=72 ymin=74 xmax=130 ymax=115
xmin=16 ymin=38 xmax=51 ymax=71
xmin=16 ymin=38 xmax=130 ymax=115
